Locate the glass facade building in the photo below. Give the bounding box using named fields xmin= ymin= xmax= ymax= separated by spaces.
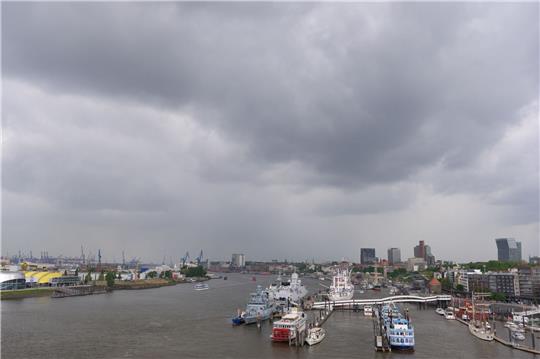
xmin=360 ymin=248 xmax=376 ymax=265
xmin=495 ymin=238 xmax=522 ymax=262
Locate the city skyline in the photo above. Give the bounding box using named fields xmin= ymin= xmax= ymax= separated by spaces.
xmin=2 ymin=237 xmax=534 ymax=265
xmin=2 ymin=2 xmax=539 ymax=263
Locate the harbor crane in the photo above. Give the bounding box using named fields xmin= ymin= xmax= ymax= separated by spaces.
xmin=196 ymin=250 xmax=204 ymax=266
xmin=181 ymin=252 xmax=190 ymax=267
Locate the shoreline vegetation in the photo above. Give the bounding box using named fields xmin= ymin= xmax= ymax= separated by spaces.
xmin=0 ymin=277 xmax=209 ymax=300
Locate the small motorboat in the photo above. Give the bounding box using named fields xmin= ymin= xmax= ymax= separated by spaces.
xmin=305 ymin=327 xmax=326 ymax=346
xmin=232 ymin=316 xmax=245 ymax=325
xmin=506 ymin=321 xmax=525 ymax=333
xmin=194 ymin=283 xmax=209 ymax=291
xmin=435 ymin=308 xmax=445 ymax=316
xmin=232 ymin=308 xmax=246 ymax=326
xmin=444 ymin=309 xmax=455 ymax=320
xmin=512 ymin=331 xmax=526 ymax=341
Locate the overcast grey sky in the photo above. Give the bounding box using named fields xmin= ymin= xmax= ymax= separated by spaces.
xmin=2 ymin=2 xmax=539 ymax=263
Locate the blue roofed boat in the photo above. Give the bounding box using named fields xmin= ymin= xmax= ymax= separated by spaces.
xmin=382 ymin=304 xmax=415 ymax=351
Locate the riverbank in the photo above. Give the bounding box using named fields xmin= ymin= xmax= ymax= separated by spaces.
xmin=0 ymin=287 xmax=55 ymax=300
xmin=113 ymin=279 xmax=177 ymax=290
xmin=0 ymin=276 xmax=211 ymax=299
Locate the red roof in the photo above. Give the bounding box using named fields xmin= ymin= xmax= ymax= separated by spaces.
xmin=428 ymin=277 xmax=441 ymax=287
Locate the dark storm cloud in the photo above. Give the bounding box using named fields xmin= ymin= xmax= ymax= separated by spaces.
xmin=2 ymin=2 xmax=538 ymax=261
xmin=4 ymin=2 xmax=537 ymax=189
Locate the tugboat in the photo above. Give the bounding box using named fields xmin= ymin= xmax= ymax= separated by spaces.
xmin=243 ymin=285 xmax=274 ymax=324
xmin=271 ymin=308 xmax=307 ymax=342
xmin=232 ymin=309 xmax=246 ymax=326
xmin=328 ymin=268 xmax=354 ymax=301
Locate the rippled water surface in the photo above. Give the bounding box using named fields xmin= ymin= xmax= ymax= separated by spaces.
xmin=1 ymin=274 xmax=536 ymax=358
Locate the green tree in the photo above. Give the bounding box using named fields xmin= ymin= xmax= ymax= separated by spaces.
xmin=440 ymin=277 xmax=451 ymax=290
xmin=146 ymin=271 xmax=157 ymax=279
xmin=98 ymin=271 xmax=105 ymax=281
xmin=75 ymin=268 xmax=79 ymax=276
xmin=105 ymin=272 xmax=116 ymax=287
xmin=84 ymin=271 xmax=92 ymax=284
xmin=490 ymin=292 xmax=507 ymax=302
xmin=182 ymin=266 xmax=207 ymax=277
xmin=388 ymin=268 xmax=407 ymax=279
xmin=117 ymin=272 xmax=122 ymax=280
xmin=456 ymin=284 xmax=464 ymax=292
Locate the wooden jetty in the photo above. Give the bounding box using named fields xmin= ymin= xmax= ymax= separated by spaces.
xmin=52 ymin=285 xmax=107 ymax=298
xmin=372 ymin=305 xmax=391 ymax=352
xmin=454 ymin=312 xmax=540 ymax=355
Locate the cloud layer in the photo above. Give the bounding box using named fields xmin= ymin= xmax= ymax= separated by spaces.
xmin=2 ymin=3 xmax=538 ymax=262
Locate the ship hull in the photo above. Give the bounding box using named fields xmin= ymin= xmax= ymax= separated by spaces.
xmin=328 ymin=291 xmax=354 ymax=301
xmin=390 ymin=345 xmax=414 ymax=352
xmin=244 ymin=311 xmax=272 ymax=324
xmin=468 ymin=323 xmax=494 ymax=341
xmin=271 ymin=328 xmax=292 ymax=342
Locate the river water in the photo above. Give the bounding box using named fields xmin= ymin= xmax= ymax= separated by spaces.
xmin=1 ymin=273 xmax=536 ymax=358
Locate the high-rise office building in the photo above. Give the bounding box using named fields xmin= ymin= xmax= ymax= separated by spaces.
xmin=414 ymin=240 xmax=435 ymax=266
xmin=495 ymin=238 xmax=522 ymax=262
xmin=360 ymin=248 xmax=376 ymax=265
xmin=414 ymin=241 xmax=425 ymax=259
xmin=387 ymin=248 xmax=401 ymax=265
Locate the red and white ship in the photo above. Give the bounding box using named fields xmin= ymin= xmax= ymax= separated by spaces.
xmin=271 ymin=308 xmax=307 ymax=342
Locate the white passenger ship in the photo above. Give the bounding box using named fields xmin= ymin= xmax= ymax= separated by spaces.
xmin=328 ymin=268 xmax=354 ymax=301
xmin=266 ymin=273 xmax=308 ymax=306
xmin=271 ymin=308 xmax=307 ymax=342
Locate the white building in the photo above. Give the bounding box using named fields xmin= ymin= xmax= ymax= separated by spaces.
xmin=456 ymin=269 xmax=482 ymax=292
xmin=231 ymin=254 xmax=245 ymax=268
xmin=406 ymin=257 xmax=427 ymax=272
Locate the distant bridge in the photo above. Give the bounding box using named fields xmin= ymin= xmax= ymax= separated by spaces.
xmin=311 ymin=294 xmax=452 ymax=309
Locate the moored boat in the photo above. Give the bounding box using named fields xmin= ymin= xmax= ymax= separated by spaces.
xmin=468 ymin=294 xmax=493 ymax=341
xmin=328 ymin=268 xmax=354 ymax=301
xmin=266 ymin=272 xmax=308 ymax=307
xmin=468 ymin=323 xmax=494 ymax=341
xmin=243 ymin=285 xmax=274 ymax=324
xmin=271 ymin=308 xmax=307 ymax=342
xmin=382 ymin=304 xmax=415 ymax=351
xmin=435 ymin=308 xmax=445 ymax=316
xmin=512 ymin=331 xmax=526 ymax=341
xmin=232 ymin=310 xmax=245 ymax=326
xmin=305 ymin=327 xmax=326 ymax=346
xmin=364 ymin=305 xmax=373 ymax=317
